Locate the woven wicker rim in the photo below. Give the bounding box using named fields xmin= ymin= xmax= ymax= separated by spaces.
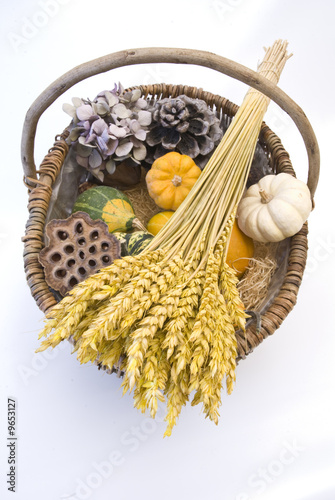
xmin=22 ymin=83 xmax=308 ymax=361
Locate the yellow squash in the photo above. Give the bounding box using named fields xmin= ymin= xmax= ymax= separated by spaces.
xmin=147 ymin=211 xmax=174 ymax=236
xmin=226 ymin=220 xmax=254 ymax=278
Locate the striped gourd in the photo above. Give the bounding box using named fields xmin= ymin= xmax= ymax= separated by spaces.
xmin=113 ymin=231 xmax=154 ymax=256
xmin=72 ymin=186 xmax=145 ymax=233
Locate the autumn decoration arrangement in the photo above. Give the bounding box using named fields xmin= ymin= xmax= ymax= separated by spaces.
xmin=33 ymin=40 xmax=313 ymax=436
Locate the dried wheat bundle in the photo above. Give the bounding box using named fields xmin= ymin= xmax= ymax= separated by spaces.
xmin=38 ymin=40 xmax=291 ymax=436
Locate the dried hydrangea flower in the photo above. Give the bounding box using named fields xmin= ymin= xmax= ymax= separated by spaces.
xmin=63 ymin=83 xmax=152 ymax=181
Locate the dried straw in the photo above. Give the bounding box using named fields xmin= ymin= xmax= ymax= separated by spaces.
xmin=237 ymin=242 xmax=278 ymax=311
xmin=124 ymin=170 xmax=160 ymax=227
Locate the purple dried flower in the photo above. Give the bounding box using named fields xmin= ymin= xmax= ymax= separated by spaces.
xmin=63 ymin=84 xmax=152 ymax=181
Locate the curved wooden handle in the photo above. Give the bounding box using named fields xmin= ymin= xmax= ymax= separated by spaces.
xmin=21 ymin=47 xmax=319 ymax=198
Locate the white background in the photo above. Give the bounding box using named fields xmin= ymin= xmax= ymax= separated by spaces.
xmin=1 ymin=1 xmax=334 ymax=499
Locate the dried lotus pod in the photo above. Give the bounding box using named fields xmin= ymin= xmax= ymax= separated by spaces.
xmin=39 ymin=211 xmax=121 ymax=296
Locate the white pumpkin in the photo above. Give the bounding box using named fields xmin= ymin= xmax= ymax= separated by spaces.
xmin=237 ymin=173 xmax=312 ymax=243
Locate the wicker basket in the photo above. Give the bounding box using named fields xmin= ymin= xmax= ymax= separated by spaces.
xmin=21 ymin=48 xmax=319 ymax=361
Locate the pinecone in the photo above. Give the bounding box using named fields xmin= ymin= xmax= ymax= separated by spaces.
xmin=145 ymin=95 xmax=223 ymax=169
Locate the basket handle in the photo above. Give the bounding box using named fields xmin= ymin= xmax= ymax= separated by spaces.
xmin=21 ymin=47 xmax=319 ymax=198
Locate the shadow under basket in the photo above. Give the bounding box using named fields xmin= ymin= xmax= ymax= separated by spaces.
xmin=21 ymin=49 xmax=319 ymax=367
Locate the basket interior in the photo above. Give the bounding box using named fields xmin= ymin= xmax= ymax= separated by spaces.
xmin=23 ymin=84 xmax=308 ymax=362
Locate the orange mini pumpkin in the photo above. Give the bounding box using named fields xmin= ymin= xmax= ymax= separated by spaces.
xmin=146 ymin=152 xmax=201 ymax=211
